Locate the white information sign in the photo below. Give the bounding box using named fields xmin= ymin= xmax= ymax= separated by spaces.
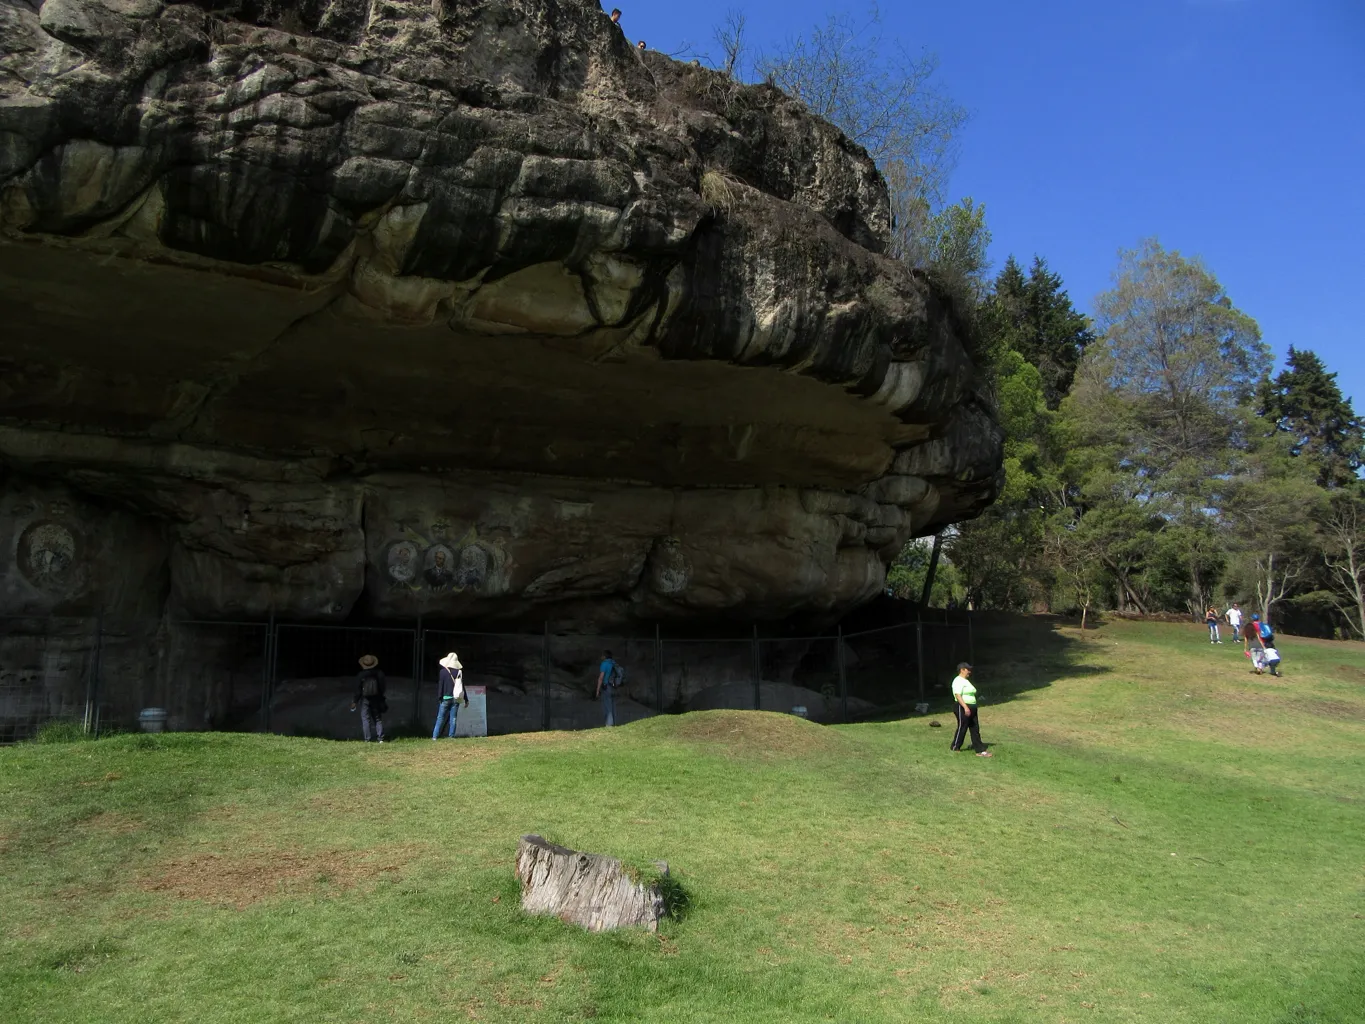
xmin=455 ymin=685 xmax=488 ymax=738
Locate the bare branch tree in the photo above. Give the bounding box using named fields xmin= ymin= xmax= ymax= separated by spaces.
xmin=755 ymin=4 xmax=967 ymax=230
xmin=1046 ymin=518 xmax=1100 ymax=630
xmin=715 ymin=9 xmax=748 ymax=78
xmin=1321 ymin=495 xmax=1365 ymax=638
xmin=1254 ymin=551 xmax=1307 ymax=625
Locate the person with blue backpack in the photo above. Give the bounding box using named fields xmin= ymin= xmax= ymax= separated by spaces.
xmin=1243 ymin=613 xmax=1281 ymax=676
xmin=1256 ymin=616 xmax=1281 ymax=676
xmin=595 ymin=649 xmax=624 ymax=727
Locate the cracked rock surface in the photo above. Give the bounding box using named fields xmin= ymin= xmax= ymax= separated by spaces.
xmin=0 ymin=0 xmax=1002 ymax=626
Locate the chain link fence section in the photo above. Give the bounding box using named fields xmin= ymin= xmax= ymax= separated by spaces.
xmin=0 ymin=616 xmax=101 ymax=742
xmin=661 ymin=636 xmax=755 ymax=715
xmin=757 ymin=636 xmax=842 ymax=719
xmin=1 ymin=610 xmax=976 ymax=742
xmin=420 ymin=628 xmax=547 ymax=735
xmin=147 ymin=621 xmax=271 ymax=733
xmin=268 ymin=624 xmax=417 ymax=738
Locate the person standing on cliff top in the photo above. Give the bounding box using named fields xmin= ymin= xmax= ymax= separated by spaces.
xmin=352 ymin=655 xmax=387 ymax=742
xmin=609 ymin=8 xmax=621 ymax=23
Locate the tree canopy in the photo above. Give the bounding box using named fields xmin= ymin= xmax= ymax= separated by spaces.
xmin=912 ymin=233 xmax=1359 ymax=638
xmin=1260 ymin=347 xmax=1365 ymax=489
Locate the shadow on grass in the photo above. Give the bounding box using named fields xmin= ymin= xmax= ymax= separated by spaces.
xmin=656 ymin=873 xmax=693 ymax=922
xmin=855 ymin=612 xmax=1111 ymax=722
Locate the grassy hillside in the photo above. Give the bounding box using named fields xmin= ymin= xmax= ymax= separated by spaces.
xmin=2 ymin=617 xmax=1362 ymax=1023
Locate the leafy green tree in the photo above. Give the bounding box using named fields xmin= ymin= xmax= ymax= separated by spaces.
xmin=980 ymin=256 xmax=1094 ymax=409
xmin=1259 ymin=347 xmax=1364 ymax=489
xmin=946 ymin=341 xmax=1058 ymax=609
xmin=917 ymin=196 xmax=991 ymax=297
xmin=886 ymin=538 xmax=963 ymax=606
xmin=1083 ymin=238 xmax=1270 ymax=468
xmin=1070 ymin=239 xmax=1272 ymax=614
xmin=1219 ymin=426 xmax=1325 ymax=623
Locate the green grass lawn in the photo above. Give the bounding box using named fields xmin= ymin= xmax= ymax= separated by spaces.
xmin=2 ymin=617 xmax=1362 ymax=1023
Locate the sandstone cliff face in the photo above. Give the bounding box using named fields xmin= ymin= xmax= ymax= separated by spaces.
xmin=0 ymin=0 xmax=1002 ymax=627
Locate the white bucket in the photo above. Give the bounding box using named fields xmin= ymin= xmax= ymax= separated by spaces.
xmin=138 ymin=708 xmax=169 ymax=733
xmin=791 ymin=706 xmax=809 ymax=719
xmin=914 ymin=702 xmax=930 ymax=714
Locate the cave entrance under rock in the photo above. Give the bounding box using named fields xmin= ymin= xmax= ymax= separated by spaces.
xmin=1 ymin=613 xmax=976 ymax=742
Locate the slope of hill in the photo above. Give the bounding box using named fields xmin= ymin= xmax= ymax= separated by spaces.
xmin=1 ymin=617 xmax=1361 ymax=1022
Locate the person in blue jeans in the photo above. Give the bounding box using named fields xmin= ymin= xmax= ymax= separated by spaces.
xmin=432 ymin=652 xmax=467 ymax=739
xmin=596 ymin=649 xmax=618 ymax=727
xmin=1205 ymin=607 xmax=1222 ymax=643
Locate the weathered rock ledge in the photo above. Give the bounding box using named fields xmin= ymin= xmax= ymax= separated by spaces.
xmin=0 ymin=0 xmax=1002 ymax=626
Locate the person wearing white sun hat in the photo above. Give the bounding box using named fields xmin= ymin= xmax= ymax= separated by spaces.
xmin=433 ymin=652 xmax=468 ymax=739
xmin=433 ymin=652 xmax=468 ymax=740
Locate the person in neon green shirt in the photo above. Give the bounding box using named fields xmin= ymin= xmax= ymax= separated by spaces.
xmin=950 ymin=662 xmax=992 ymax=757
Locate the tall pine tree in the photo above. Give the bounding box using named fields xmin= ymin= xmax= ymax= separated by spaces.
xmin=1259 ymin=347 xmax=1364 ymax=488
xmin=978 ymin=256 xmax=1094 ymax=409
xmin=1022 ymin=257 xmax=1094 ymax=409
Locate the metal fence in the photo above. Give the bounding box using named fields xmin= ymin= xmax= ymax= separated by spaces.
xmin=0 ymin=611 xmax=974 ymax=743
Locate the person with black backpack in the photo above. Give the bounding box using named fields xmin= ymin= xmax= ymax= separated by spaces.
xmin=595 ymin=649 xmax=624 ymax=727
xmin=351 ymin=654 xmax=387 ymax=742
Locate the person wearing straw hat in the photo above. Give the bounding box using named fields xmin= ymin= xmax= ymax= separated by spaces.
xmin=351 ymin=654 xmax=387 ymax=742
xmin=433 ymin=652 xmax=469 ymax=740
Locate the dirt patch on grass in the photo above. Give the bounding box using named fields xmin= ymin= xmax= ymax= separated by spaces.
xmin=386 ymin=738 xmax=516 ymax=778
xmin=80 ymin=812 xmax=143 ymax=835
xmin=1218 ymin=689 xmax=1365 ymax=720
xmin=140 ymin=843 xmax=422 ymax=908
xmin=1307 ymin=698 xmax=1365 ymax=721
xmin=670 ymin=710 xmax=844 ymax=757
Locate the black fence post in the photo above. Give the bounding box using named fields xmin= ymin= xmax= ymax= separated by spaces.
xmin=261 ymin=610 xmax=276 ymax=733
xmin=83 ymin=615 xmax=98 ymax=735
xmin=541 ymin=621 xmax=550 ymax=731
xmin=411 ymin=615 xmax=423 ymax=733
xmin=916 ymin=609 xmax=925 ymax=702
xmin=968 ymin=610 xmax=975 ymax=667
xmin=654 ymin=623 xmax=663 ymax=713
xmin=90 ymin=613 xmax=104 ymax=737
xmin=838 ymin=625 xmax=848 ymax=723
xmin=752 ymin=623 xmax=761 ymax=711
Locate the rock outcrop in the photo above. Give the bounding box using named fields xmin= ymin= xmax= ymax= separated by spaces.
xmin=516 ymin=834 xmax=670 ymax=932
xmin=0 ymin=0 xmax=1003 ymax=628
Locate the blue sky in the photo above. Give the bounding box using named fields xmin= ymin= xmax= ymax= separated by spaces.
xmin=617 ymin=0 xmax=1364 ymax=405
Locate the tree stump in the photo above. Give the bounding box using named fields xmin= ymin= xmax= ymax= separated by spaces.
xmin=515 ymin=834 xmax=667 ymax=932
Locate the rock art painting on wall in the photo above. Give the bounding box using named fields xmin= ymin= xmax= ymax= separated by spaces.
xmin=16 ymin=521 xmax=80 ymax=591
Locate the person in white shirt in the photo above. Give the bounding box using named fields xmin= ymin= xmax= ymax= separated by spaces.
xmin=1225 ymin=604 xmax=1244 ymax=642
xmin=950 ymin=662 xmax=992 ymax=757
